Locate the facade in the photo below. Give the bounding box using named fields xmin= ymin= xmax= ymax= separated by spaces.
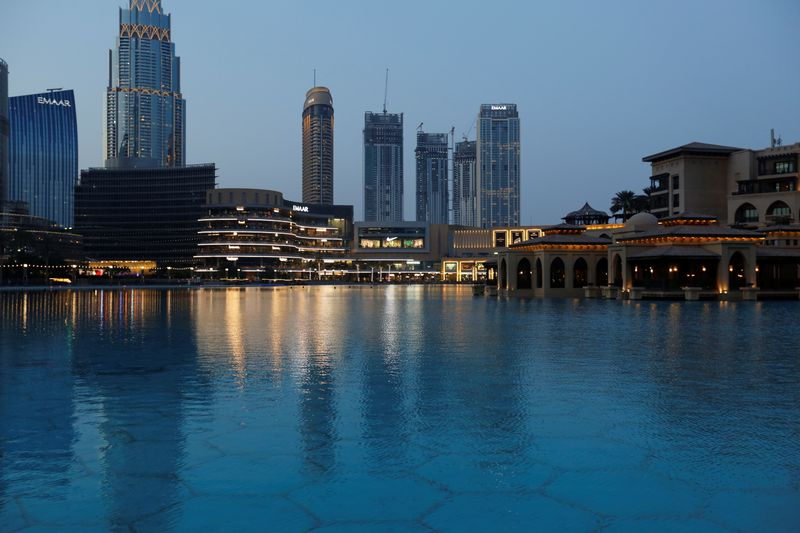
xmin=644 ymin=142 xmax=740 ymax=221
xmin=363 ymin=112 xmax=403 ymax=222
xmin=415 ymin=131 xmax=449 ymax=224
xmin=476 ymin=104 xmax=520 ymax=228
xmin=196 ymin=188 xmax=352 ymax=278
xmin=104 ymin=0 xmax=185 ymax=167
xmin=8 ymin=90 xmax=78 ymax=228
xmin=0 ymin=59 xmax=8 ymax=208
xmin=453 ymin=140 xmax=477 ymax=227
xmin=302 ymin=87 xmax=334 ymax=204
xmin=75 ymin=163 xmax=216 ymax=265
xmin=351 ymin=221 xmax=450 ymax=279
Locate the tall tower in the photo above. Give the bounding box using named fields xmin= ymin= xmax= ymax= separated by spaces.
xmin=453 ymin=140 xmax=477 ymax=227
xmin=476 ymin=104 xmax=520 ymax=228
xmin=363 ymin=112 xmax=403 ymax=222
xmin=302 ymin=87 xmax=334 ymax=205
xmin=0 ymin=58 xmax=8 ymax=208
xmin=104 ymin=0 xmax=185 ymax=168
xmin=415 ymin=131 xmax=449 ymax=224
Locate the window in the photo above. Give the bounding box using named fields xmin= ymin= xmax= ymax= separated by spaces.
xmin=673 ymin=194 xmax=680 ymax=208
xmin=671 ymin=175 xmax=680 ymax=190
xmin=775 ymin=160 xmax=796 ymax=174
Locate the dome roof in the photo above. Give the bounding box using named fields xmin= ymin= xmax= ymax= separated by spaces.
xmin=303 ymin=87 xmax=333 ymax=111
xmin=624 ymin=212 xmax=659 ymax=231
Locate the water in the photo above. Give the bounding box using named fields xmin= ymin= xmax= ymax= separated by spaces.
xmin=0 ymin=286 xmax=799 ymax=532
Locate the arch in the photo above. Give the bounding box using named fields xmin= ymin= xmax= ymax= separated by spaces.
xmin=550 ymin=257 xmax=566 ymax=289
xmin=596 ymin=257 xmax=608 ymax=286
xmin=612 ymin=254 xmax=623 ymax=287
xmin=517 ymin=258 xmax=532 ymax=290
xmin=734 ymin=203 xmax=759 ymax=224
xmin=767 ymin=200 xmax=792 ymax=221
xmin=535 ymin=258 xmax=543 ymax=288
xmin=499 ymin=259 xmax=507 ymax=289
xmin=728 ymin=252 xmax=747 ymax=290
xmin=573 ymin=257 xmax=588 ymax=288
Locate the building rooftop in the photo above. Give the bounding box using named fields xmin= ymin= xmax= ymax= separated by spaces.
xmin=642 ymin=142 xmax=743 ymax=163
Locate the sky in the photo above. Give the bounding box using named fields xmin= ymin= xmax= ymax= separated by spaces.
xmin=2 ymin=0 xmax=799 ymax=224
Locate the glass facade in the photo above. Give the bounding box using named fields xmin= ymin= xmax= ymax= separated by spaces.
xmin=302 ymin=87 xmax=334 ymax=205
xmin=476 ymin=104 xmax=520 ymax=228
xmin=104 ymin=0 xmax=185 ymax=167
xmin=0 ymin=58 xmax=8 ymax=208
xmin=363 ymin=112 xmax=403 ymax=222
xmin=75 ymin=164 xmax=216 ymax=265
xmin=8 ymin=90 xmax=78 ymax=228
xmin=415 ymin=131 xmax=449 ymax=224
xmin=453 ymin=140 xmax=477 ymax=227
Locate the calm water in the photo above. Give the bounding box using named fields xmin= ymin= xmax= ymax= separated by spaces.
xmin=0 ymin=286 xmax=799 ymax=532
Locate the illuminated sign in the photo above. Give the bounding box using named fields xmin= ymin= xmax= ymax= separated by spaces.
xmin=490 ymin=105 xmax=507 ymax=111
xmin=292 ymin=205 xmax=309 ymax=213
xmin=37 ymin=97 xmax=72 ymax=107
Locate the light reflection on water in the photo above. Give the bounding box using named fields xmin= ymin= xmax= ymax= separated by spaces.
xmin=0 ymin=287 xmax=799 ymax=532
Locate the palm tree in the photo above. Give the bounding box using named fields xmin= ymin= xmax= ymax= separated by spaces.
xmin=610 ymin=190 xmax=637 ymax=221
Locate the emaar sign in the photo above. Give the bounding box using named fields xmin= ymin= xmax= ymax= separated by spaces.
xmin=292 ymin=205 xmax=309 ymax=213
xmin=37 ymin=97 xmax=72 ymax=107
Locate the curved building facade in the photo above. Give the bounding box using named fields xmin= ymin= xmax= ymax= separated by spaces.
xmin=104 ymin=0 xmax=185 ymax=167
xmin=8 ymin=90 xmax=78 ymax=228
xmin=0 ymin=59 xmax=8 ymax=207
xmin=302 ymin=87 xmax=334 ymax=205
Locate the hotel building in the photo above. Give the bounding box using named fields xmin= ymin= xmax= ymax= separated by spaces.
xmin=8 ymin=90 xmax=78 ymax=228
xmin=363 ymin=111 xmax=404 ymax=222
xmin=302 ymin=87 xmax=334 ymax=205
xmin=453 ymin=140 xmax=477 ymax=227
xmin=415 ymin=131 xmax=449 ymax=224
xmin=0 ymin=58 xmax=8 ymax=208
xmin=476 ymin=104 xmax=520 ymax=228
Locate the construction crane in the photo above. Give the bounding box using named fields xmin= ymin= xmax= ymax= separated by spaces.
xmin=383 ymin=68 xmax=389 ymax=114
xmin=417 ymin=122 xmax=424 ymax=132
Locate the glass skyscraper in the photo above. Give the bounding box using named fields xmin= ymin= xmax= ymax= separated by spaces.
xmin=363 ymin=112 xmax=403 ymax=222
xmin=476 ymin=104 xmax=520 ymax=228
xmin=453 ymin=140 xmax=478 ymax=227
xmin=415 ymin=131 xmax=449 ymax=224
xmin=8 ymin=90 xmax=78 ymax=228
xmin=302 ymin=87 xmax=334 ymax=205
xmin=0 ymin=58 xmax=8 ymax=208
xmin=104 ymin=0 xmax=185 ymax=167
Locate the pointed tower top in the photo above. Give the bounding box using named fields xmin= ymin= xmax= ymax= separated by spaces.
xmin=130 ymin=0 xmax=162 ymax=14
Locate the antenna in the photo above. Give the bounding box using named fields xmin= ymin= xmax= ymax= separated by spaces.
xmin=771 ymin=129 xmax=783 ymax=148
xmin=383 ymin=68 xmax=389 ymax=114
xmin=313 ymin=69 xmax=316 ymax=87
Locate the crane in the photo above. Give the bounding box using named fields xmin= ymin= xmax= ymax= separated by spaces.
xmin=383 ymin=68 xmax=389 ymax=114
xmin=417 ymin=122 xmax=424 ymax=132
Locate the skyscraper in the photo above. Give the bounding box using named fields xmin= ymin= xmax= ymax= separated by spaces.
xmin=302 ymin=87 xmax=334 ymax=204
xmin=415 ymin=131 xmax=449 ymax=224
xmin=8 ymin=90 xmax=78 ymax=228
xmin=453 ymin=140 xmax=477 ymax=227
xmin=476 ymin=104 xmax=520 ymax=228
xmin=0 ymin=58 xmax=8 ymax=208
xmin=363 ymin=112 xmax=403 ymax=222
xmin=104 ymin=0 xmax=185 ymax=168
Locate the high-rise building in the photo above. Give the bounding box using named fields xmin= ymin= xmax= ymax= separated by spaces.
xmin=104 ymin=0 xmax=185 ymax=167
xmin=0 ymin=58 xmax=9 ymax=208
xmin=453 ymin=140 xmax=478 ymax=227
xmin=302 ymin=87 xmax=334 ymax=205
xmin=415 ymin=131 xmax=449 ymax=224
xmin=363 ymin=112 xmax=403 ymax=222
xmin=476 ymin=104 xmax=520 ymax=228
xmin=75 ymin=164 xmax=216 ymax=265
xmin=8 ymin=90 xmax=78 ymax=228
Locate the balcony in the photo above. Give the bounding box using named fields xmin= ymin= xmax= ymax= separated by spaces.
xmin=734 ymin=178 xmax=797 ymax=196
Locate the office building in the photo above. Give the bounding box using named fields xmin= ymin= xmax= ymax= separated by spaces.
xmin=476 ymin=104 xmax=520 ymax=228
xmin=453 ymin=140 xmax=477 ymax=227
xmin=415 ymin=131 xmax=449 ymax=224
xmin=8 ymin=90 xmax=78 ymax=228
xmin=302 ymin=87 xmax=334 ymax=204
xmin=364 ymin=111 xmax=403 ymax=222
xmin=196 ymin=188 xmax=352 ymax=277
xmin=0 ymin=59 xmax=8 ymax=208
xmin=104 ymin=0 xmax=185 ymax=167
xmin=75 ymin=163 xmax=216 ymax=265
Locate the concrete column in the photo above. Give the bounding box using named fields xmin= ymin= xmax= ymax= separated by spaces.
xmin=508 ymin=257 xmax=518 ymax=291
xmin=588 ymin=257 xmax=597 ymax=286
xmin=542 ymin=255 xmax=552 ymax=291
xmin=565 ymin=256 xmax=574 ymax=290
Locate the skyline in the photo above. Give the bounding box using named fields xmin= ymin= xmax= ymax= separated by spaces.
xmin=1 ymin=0 xmax=799 ymax=223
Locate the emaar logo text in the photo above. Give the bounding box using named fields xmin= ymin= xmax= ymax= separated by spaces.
xmin=37 ymin=97 xmax=72 ymax=107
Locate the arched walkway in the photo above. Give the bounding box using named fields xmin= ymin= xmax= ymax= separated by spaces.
xmin=535 ymin=258 xmax=543 ymax=288
xmin=735 ymin=203 xmax=759 ymax=224
xmin=517 ymin=258 xmax=532 ymax=290
xmin=596 ymin=257 xmax=608 ymax=286
xmin=728 ymin=252 xmax=747 ymax=290
xmin=573 ymin=258 xmax=588 ymax=288
xmin=550 ymin=257 xmax=565 ymax=289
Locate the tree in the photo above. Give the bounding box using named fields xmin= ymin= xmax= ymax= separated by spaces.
xmin=611 ymin=190 xmax=650 ymax=221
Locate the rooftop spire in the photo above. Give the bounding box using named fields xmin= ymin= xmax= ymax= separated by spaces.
xmin=130 ymin=0 xmax=162 ymax=13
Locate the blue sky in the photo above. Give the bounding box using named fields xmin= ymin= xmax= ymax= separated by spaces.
xmin=2 ymin=0 xmax=799 ymax=223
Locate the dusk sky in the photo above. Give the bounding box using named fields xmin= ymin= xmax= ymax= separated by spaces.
xmin=2 ymin=0 xmax=799 ymax=223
